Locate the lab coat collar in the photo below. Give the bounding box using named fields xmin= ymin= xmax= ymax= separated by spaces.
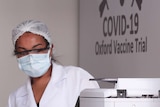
xmin=25 ymin=61 xmax=67 ymax=106
xmin=49 ymin=62 xmax=67 ymax=84
xmin=40 ymin=62 xmax=67 ymax=105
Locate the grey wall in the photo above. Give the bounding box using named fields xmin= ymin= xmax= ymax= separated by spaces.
xmin=79 ymin=0 xmax=160 ymax=88
xmin=0 ymin=0 xmax=78 ymax=106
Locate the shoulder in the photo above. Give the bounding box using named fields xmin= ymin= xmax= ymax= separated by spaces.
xmin=63 ymin=65 xmax=93 ymax=78
xmin=53 ymin=62 xmax=92 ymax=78
xmin=60 ymin=64 xmax=99 ymax=89
xmin=53 ymin=62 xmax=99 ymax=89
xmin=9 ymin=82 xmax=27 ymax=100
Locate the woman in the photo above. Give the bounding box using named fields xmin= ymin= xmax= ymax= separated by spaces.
xmin=7 ymin=20 xmax=99 ymax=107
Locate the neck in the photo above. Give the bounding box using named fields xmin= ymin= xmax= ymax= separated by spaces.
xmin=31 ymin=65 xmax=52 ymax=85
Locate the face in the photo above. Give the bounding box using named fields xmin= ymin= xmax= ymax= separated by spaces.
xmin=15 ymin=32 xmax=50 ymax=58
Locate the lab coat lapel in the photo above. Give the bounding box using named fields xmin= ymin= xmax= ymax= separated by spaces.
xmin=26 ymin=79 xmax=37 ymax=107
xmin=40 ymin=62 xmax=67 ymax=105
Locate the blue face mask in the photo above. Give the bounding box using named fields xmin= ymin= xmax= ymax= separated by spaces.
xmin=17 ymin=49 xmax=51 ymax=78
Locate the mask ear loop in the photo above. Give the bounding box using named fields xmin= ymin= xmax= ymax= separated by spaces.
xmin=49 ymin=44 xmax=57 ymax=62
xmin=50 ymin=44 xmax=55 ymax=54
xmin=48 ymin=44 xmax=53 ymax=62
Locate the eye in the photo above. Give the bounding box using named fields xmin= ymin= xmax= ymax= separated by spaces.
xmin=14 ymin=51 xmax=29 ymax=57
xmin=31 ymin=49 xmax=43 ymax=53
xmin=14 ymin=46 xmax=50 ymax=57
xmin=20 ymin=51 xmax=29 ymax=55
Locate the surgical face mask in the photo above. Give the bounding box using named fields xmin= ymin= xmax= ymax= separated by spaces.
xmin=17 ymin=49 xmax=51 ymax=78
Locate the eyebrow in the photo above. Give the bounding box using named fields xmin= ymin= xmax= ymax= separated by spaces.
xmin=16 ymin=44 xmax=43 ymax=51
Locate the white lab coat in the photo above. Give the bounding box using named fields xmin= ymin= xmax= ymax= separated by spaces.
xmin=7 ymin=62 xmax=99 ymax=107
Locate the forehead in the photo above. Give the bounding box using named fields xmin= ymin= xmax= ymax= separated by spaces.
xmin=15 ymin=32 xmax=46 ymax=47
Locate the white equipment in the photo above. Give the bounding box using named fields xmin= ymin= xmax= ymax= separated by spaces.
xmin=80 ymin=78 xmax=160 ymax=107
